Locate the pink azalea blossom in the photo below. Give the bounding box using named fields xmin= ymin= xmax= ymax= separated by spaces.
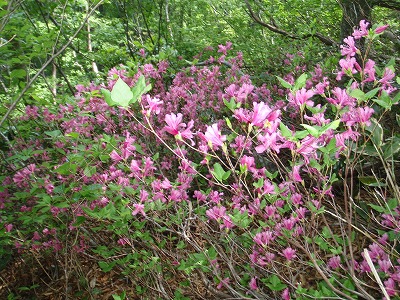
xmin=132 ymin=203 xmax=146 ymax=216
xmin=282 ymin=247 xmax=296 ymax=261
xmin=340 ymin=36 xmax=358 ymax=57
xmin=144 ymin=95 xmax=163 ymax=115
xmin=217 ymin=41 xmax=232 ymax=56
xmin=249 ymin=277 xmax=258 ymax=290
xmin=204 ymin=123 xmax=226 ymax=149
xmin=289 ymin=88 xmax=315 ymax=107
xmin=164 ymin=113 xmax=194 ymax=144
xmin=164 ymin=113 xmax=184 ymax=136
xmin=327 ymin=256 xmax=341 ymax=269
xmin=352 ymin=20 xmax=369 ymax=39
xmin=217 ymin=277 xmax=230 ymax=290
xmin=327 ymin=87 xmax=356 ymax=108
xmin=282 ymin=288 xmax=291 ymax=300
xmin=363 ymin=59 xmax=376 ymax=82
xmin=250 ymin=101 xmax=272 ymax=127
xmin=291 ymin=165 xmax=303 ymax=182
xmin=375 ymin=24 xmax=389 ymax=34
xmin=5 ymin=224 xmax=13 ymax=232
xmin=254 ymin=230 xmax=275 ymax=246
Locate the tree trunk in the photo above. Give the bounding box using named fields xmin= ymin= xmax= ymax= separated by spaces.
xmin=86 ymin=0 xmax=99 ymax=74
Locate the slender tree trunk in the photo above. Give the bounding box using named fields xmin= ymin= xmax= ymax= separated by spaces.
xmin=86 ymin=0 xmax=99 ymax=74
xmin=52 ymin=62 xmax=57 ymax=96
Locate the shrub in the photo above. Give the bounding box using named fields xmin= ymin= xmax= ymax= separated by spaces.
xmin=1 ymin=22 xmax=399 ymax=299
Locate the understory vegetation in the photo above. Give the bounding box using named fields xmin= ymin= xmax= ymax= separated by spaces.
xmin=1 ymin=1 xmax=400 ymax=299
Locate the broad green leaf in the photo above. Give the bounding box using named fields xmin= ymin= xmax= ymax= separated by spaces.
xmin=83 ymin=166 xmax=97 ymax=177
xmin=359 ymin=176 xmax=386 ymax=187
xmin=111 ymin=77 xmax=134 ymax=107
xmin=366 ymin=118 xmax=383 ymax=147
xmin=55 ymin=162 xmax=78 ymax=175
xmin=294 ymin=73 xmax=308 ymax=90
xmin=321 ymin=119 xmax=340 ymax=132
xmin=276 ymin=76 xmax=292 ymax=89
xmin=383 ymin=137 xmax=400 ymax=159
xmin=349 ymin=89 xmax=365 ymax=102
xmin=101 ymin=88 xmax=115 ymax=106
xmin=131 ymin=75 xmax=152 ymax=104
xmin=10 ymin=69 xmax=26 ymax=79
xmin=364 ymin=87 xmax=380 ymax=100
xmin=211 ymin=162 xmax=227 ymax=181
xmin=279 ymin=122 xmax=293 ymax=138
xmin=301 ymin=124 xmax=320 ymax=137
xmin=44 ymin=130 xmax=62 ymax=138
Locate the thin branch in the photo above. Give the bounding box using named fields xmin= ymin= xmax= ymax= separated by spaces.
xmin=0 ymin=0 xmax=105 ymax=129
xmin=244 ymin=0 xmax=338 ymax=47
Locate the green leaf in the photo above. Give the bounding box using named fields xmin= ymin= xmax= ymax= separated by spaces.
xmin=358 ymin=176 xmax=386 ymax=187
xmin=44 ymin=130 xmax=62 ymax=138
xmin=224 ymin=97 xmax=237 ymax=111
xmin=211 ymin=163 xmax=230 ymax=182
xmin=279 ymin=122 xmax=293 ymax=139
xmin=364 ymin=87 xmax=380 ymax=100
xmin=301 ymin=124 xmax=320 ymax=137
xmin=276 ymin=76 xmax=292 ymax=89
xmin=294 ymin=73 xmax=308 ymax=90
xmin=321 ymin=119 xmax=340 ymax=132
xmin=10 ymin=69 xmax=27 ymax=79
xmin=98 ymin=261 xmax=116 ymax=272
xmin=366 ymin=118 xmax=383 ymax=147
xmin=349 ymin=89 xmax=365 ymax=102
xmin=101 ymin=88 xmax=115 ymax=106
xmin=55 ymin=162 xmax=78 ymax=175
xmin=264 ymin=274 xmax=287 ymax=291
xmin=111 ymin=77 xmax=134 ymax=107
xmin=83 ymin=166 xmax=97 ymax=177
xmin=383 ymin=137 xmax=400 ymax=159
xmin=131 ymin=75 xmax=152 ymax=104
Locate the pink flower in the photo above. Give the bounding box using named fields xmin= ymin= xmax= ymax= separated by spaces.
xmin=327 ymin=256 xmax=341 ymax=269
xmin=282 ymin=288 xmax=291 ymax=300
xmin=337 ymin=57 xmax=360 ymax=80
xmin=249 ymin=277 xmax=258 ymax=291
xmin=254 ymin=230 xmax=275 ymax=246
xmin=217 ymin=277 xmax=230 ymax=289
xmin=363 ymin=59 xmax=376 ymax=82
xmin=327 ymin=87 xmax=356 ymax=108
xmin=164 ymin=113 xmax=194 ymax=144
xmin=110 ymin=150 xmax=122 ymax=162
xmin=340 ymin=36 xmax=358 ymax=57
xmin=164 ymin=113 xmax=184 ymax=136
xmin=375 ymin=24 xmax=389 ymax=34
xmin=291 ymin=165 xmax=303 ymax=182
xmin=378 ymin=259 xmax=392 ymax=273
xmin=289 ymin=88 xmax=315 ymax=107
xmin=379 ymin=68 xmax=395 ymax=85
xmin=384 ymin=278 xmax=396 ymax=296
xmin=204 ymin=123 xmax=226 ymax=149
xmin=250 ymin=101 xmax=272 ymax=127
xmin=132 ymin=203 xmax=146 ymax=216
xmin=217 ymin=41 xmax=232 ymax=56
xmin=144 ymin=95 xmax=163 ymax=115
xmin=352 ymin=20 xmax=369 ymax=39
xmin=5 ymin=224 xmax=13 ymax=232
xmin=282 ymin=247 xmax=296 ymax=261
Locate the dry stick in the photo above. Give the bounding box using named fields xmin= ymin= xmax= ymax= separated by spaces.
xmin=363 ymin=249 xmax=391 ymax=300
xmin=0 ymin=0 xmax=105 ymax=130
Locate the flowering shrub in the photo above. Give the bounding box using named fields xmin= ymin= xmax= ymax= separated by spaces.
xmin=1 ymin=22 xmax=399 ymax=299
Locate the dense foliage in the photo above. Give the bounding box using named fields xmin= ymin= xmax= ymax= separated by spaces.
xmin=1 ymin=0 xmax=400 ymax=299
